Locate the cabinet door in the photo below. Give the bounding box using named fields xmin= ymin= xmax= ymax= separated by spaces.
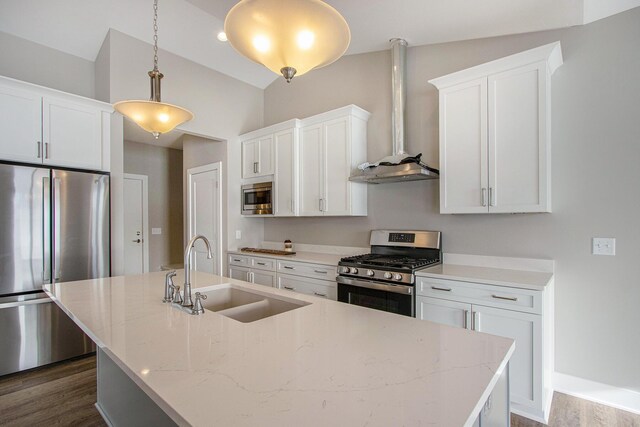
xmin=242 ymin=138 xmax=259 ymax=179
xmin=42 ymin=97 xmax=102 ymax=170
xmin=473 ymin=305 xmax=542 ymax=410
xmin=257 ymin=135 xmax=274 ymax=176
xmin=439 ymin=78 xmax=488 ymax=214
xmin=298 ymin=124 xmax=323 ymax=216
xmin=322 ymin=117 xmax=351 ymax=216
xmin=417 ymin=296 xmax=471 ymax=329
xmin=274 ymin=129 xmax=297 ymax=216
xmin=488 ymin=62 xmax=549 ymax=213
xmin=229 ymin=266 xmax=250 ymax=282
xmin=251 ymin=269 xmax=276 ymax=287
xmin=0 ymin=86 xmax=42 ymax=163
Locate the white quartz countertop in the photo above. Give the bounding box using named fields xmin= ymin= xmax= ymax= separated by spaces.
xmin=44 ymin=270 xmax=514 ymax=427
xmin=417 ymin=263 xmax=553 ymax=291
xmin=228 ymin=249 xmax=352 ymax=266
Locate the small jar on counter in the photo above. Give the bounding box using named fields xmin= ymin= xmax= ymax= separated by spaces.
xmin=284 ymin=240 xmax=293 ymax=252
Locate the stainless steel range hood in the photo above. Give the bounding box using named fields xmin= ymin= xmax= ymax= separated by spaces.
xmin=350 ymin=39 xmax=439 ymax=184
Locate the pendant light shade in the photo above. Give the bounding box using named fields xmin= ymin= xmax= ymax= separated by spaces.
xmin=224 ymin=0 xmax=350 ymax=82
xmin=114 ymin=100 xmax=193 ymax=138
xmin=113 ymin=0 xmax=193 ymax=138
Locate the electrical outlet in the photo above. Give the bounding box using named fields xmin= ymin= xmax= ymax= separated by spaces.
xmin=592 ymin=237 xmax=615 ymax=256
xmin=152 ymin=228 xmax=162 ymax=235
xmin=235 ymin=230 xmax=242 ymax=240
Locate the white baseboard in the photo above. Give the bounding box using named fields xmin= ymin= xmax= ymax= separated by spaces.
xmin=94 ymin=403 xmax=114 ymax=427
xmin=554 ymin=372 xmax=640 ymax=415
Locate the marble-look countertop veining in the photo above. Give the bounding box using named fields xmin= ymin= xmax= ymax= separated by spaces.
xmin=228 ymin=249 xmax=352 ymax=266
xmin=44 ymin=270 xmax=514 ymax=427
xmin=417 ymin=264 xmax=553 ymax=291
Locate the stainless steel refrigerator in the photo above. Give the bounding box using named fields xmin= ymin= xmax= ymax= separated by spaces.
xmin=0 ymin=162 xmax=110 ymax=376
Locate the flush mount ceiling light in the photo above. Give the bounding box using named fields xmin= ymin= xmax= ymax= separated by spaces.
xmin=113 ymin=0 xmax=193 ymax=139
xmin=224 ymin=0 xmax=350 ymax=83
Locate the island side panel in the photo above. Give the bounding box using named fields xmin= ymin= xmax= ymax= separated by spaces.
xmin=96 ymin=348 xmax=177 ymax=427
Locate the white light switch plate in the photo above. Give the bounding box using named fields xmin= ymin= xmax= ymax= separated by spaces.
xmin=152 ymin=228 xmax=162 ymax=235
xmin=592 ymin=237 xmax=615 ymax=256
xmin=235 ymin=230 xmax=242 ymax=240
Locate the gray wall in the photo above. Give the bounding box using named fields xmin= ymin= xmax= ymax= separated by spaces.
xmin=0 ymin=30 xmax=95 ymax=98
xmin=263 ymin=9 xmax=640 ymax=391
xmin=124 ymin=141 xmax=184 ymax=271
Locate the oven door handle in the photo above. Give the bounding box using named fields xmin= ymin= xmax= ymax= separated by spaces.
xmin=336 ymin=276 xmax=413 ymax=295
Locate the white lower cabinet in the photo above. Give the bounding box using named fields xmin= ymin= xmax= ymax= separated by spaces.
xmin=417 ymin=276 xmax=553 ymax=423
xmin=228 ymin=255 xmax=276 ymax=287
xmin=277 ymin=273 xmax=337 ymax=300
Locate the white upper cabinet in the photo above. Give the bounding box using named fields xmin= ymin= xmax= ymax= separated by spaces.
xmin=43 ymin=97 xmax=103 ymax=170
xmin=241 ymin=106 xmax=369 ymax=218
xmin=273 ymin=127 xmax=298 ymax=216
xmin=242 ymin=135 xmax=274 ymax=178
xmin=0 ymin=85 xmax=42 ymax=164
xmin=430 ymin=42 xmax=562 ymax=214
xmin=298 ymin=106 xmax=369 ymax=217
xmin=0 ymin=76 xmax=112 ymax=171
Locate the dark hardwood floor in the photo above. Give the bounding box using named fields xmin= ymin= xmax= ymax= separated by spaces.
xmin=0 ymin=356 xmax=638 ymax=426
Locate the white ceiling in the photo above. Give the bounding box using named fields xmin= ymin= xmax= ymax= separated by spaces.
xmin=1 ymin=0 xmax=638 ymax=90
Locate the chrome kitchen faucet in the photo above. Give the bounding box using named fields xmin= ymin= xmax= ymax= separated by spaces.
xmin=183 ymin=235 xmax=213 ymax=309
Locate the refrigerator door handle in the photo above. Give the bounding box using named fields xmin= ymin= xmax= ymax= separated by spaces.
xmin=43 ymin=177 xmax=51 ymax=284
xmin=0 ymin=294 xmax=51 ymax=310
xmin=52 ymin=177 xmax=61 ymax=282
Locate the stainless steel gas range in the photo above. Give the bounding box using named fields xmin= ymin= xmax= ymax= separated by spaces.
xmin=337 ymin=230 xmax=442 ymax=317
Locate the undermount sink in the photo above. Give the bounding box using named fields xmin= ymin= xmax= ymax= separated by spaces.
xmin=198 ymin=285 xmax=310 ymax=323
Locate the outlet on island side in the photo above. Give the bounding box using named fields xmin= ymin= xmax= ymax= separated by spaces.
xmin=592 ymin=237 xmax=616 ymax=256
xmin=235 ymin=230 xmax=242 ymax=240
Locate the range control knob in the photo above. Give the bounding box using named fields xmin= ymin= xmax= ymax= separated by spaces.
xmin=366 ymin=269 xmax=375 ymax=277
xmin=383 ymin=272 xmax=393 ymax=279
xmin=393 ymin=273 xmax=403 ymax=281
xmin=350 ymin=267 xmax=359 ymax=274
xmin=339 ymin=266 xmax=350 ymax=274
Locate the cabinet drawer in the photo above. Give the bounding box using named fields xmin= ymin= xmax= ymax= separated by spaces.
xmin=417 ymin=277 xmax=542 ymax=314
xmin=277 ymin=260 xmax=336 ymax=281
xmin=228 ymin=254 xmax=250 ymax=268
xmin=251 ymin=257 xmax=276 ymax=271
xmin=277 ymin=274 xmax=337 ymax=300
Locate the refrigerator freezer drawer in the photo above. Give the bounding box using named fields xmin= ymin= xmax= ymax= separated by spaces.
xmin=0 ymin=293 xmax=95 ymax=376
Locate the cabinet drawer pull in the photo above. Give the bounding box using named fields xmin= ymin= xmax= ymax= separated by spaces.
xmin=313 ymin=270 xmax=327 ymax=274
xmin=256 ymin=262 xmax=267 ymax=266
xmin=283 ymin=286 xmax=295 ymax=291
xmin=283 ymin=266 xmax=295 ymax=270
xmin=313 ymin=292 xmax=327 ymax=297
xmin=492 ymin=294 xmax=518 ymax=302
xmin=233 ymin=258 xmax=242 ymax=262
xmin=431 ymin=286 xmax=452 ymax=292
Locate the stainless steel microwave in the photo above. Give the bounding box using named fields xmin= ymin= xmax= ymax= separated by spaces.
xmin=241 ymin=182 xmax=273 ymax=215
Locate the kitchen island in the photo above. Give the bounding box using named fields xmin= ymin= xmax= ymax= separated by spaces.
xmin=44 ymin=270 xmax=514 ymax=426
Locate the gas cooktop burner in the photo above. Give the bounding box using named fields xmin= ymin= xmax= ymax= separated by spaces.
xmin=340 ymin=254 xmax=440 ymax=271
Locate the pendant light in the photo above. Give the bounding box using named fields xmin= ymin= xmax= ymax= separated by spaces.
xmin=224 ymin=0 xmax=350 ymax=83
xmin=114 ymin=0 xmax=193 ymax=139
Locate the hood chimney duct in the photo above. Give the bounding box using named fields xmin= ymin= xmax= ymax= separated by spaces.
xmin=391 ymin=38 xmax=408 ymax=158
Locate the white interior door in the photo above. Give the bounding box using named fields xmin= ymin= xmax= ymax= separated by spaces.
xmin=188 ymin=163 xmax=222 ymax=275
xmin=123 ymin=174 xmax=148 ymax=275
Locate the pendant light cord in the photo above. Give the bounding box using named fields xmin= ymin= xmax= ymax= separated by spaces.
xmin=153 ymin=0 xmax=159 ymax=72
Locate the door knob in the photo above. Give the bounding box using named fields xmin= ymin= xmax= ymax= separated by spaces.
xmin=132 ymin=239 xmax=141 ymax=243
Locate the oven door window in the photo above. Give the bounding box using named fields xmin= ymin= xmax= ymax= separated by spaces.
xmin=338 ymin=283 xmax=413 ymax=317
xmin=244 ymin=189 xmax=271 ymax=206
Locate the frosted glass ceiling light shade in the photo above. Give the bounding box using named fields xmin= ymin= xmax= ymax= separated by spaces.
xmin=113 ymin=0 xmax=193 ymax=139
xmin=224 ymin=0 xmax=350 ymax=82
